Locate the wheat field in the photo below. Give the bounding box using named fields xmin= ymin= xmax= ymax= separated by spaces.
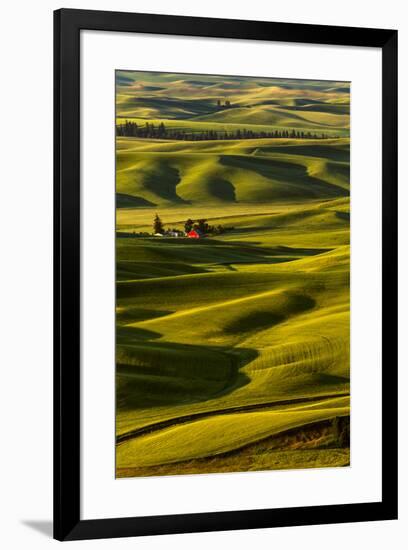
xmin=115 ymin=71 xmax=350 ymax=477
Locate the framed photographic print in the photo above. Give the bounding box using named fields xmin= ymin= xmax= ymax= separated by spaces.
xmin=54 ymin=8 xmax=398 ymax=541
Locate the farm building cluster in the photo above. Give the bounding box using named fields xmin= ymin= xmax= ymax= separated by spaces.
xmin=154 ymin=229 xmax=204 ymax=239
xmin=120 ymin=214 xmax=232 ymax=239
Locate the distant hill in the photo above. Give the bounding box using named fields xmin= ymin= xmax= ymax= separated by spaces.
xmin=116 ymin=71 xmax=350 ymax=136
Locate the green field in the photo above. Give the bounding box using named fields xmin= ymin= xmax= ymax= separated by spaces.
xmin=115 ymin=72 xmax=350 ymax=477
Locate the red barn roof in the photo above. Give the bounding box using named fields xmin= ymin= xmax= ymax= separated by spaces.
xmin=187 ymin=229 xmax=202 ymax=239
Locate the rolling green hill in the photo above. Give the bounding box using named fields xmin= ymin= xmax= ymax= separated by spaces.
xmin=116 ymin=71 xmax=349 ymax=130
xmin=115 ymin=71 xmax=350 ymax=477
xmin=116 ymin=138 xmax=349 ymax=207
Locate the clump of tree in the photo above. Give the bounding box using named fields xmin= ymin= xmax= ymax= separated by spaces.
xmin=184 ymin=218 xmax=194 ymax=233
xmin=185 ymin=218 xmax=228 ymax=235
xmin=150 ymin=214 xmax=231 ymax=237
xmin=196 ymin=219 xmax=209 ymax=233
xmin=216 ymin=99 xmax=232 ymax=109
xmin=117 ymin=120 xmax=334 ymax=141
xmin=153 ymin=213 xmax=164 ymax=234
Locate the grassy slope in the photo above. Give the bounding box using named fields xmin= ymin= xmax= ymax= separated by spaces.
xmin=116 ymin=138 xmax=349 ymax=208
xmin=115 ymin=137 xmax=350 ymax=476
xmin=117 ymin=402 xmax=349 ymax=469
xmin=116 ymin=73 xmax=350 ymax=137
xmin=115 ymin=74 xmax=350 ymax=476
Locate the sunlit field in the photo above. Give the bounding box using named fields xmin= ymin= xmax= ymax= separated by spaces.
xmin=115 ymin=71 xmax=350 ymax=477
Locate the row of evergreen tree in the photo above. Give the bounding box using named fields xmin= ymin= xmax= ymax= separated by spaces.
xmin=116 ymin=120 xmax=335 ymax=141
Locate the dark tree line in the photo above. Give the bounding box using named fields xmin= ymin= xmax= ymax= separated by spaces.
xmin=116 ymin=120 xmax=336 ymax=141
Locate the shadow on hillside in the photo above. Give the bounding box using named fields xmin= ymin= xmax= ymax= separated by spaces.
xmin=217 ymin=241 xmax=330 ymax=258
xmin=259 ymin=144 xmax=350 ymax=163
xmin=116 ymin=193 xmax=156 ymax=208
xmin=143 ymin=163 xmax=188 ymax=204
xmin=219 ymin=154 xmax=349 ymax=198
xmin=116 ymin=307 xmax=173 ymax=324
xmin=116 ymin=338 xmax=257 ymax=411
xmin=315 ymin=373 xmax=350 ymax=386
xmin=223 ymin=294 xmax=315 ymax=336
xmin=335 ymin=211 xmax=350 ymax=221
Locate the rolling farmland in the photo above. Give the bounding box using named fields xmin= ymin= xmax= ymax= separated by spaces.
xmin=115 ymin=71 xmax=350 ymax=477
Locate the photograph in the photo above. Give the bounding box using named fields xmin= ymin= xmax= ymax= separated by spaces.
xmin=115 ymin=70 xmax=351 ymax=478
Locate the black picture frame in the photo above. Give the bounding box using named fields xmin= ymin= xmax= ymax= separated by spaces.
xmin=54 ymin=8 xmax=398 ymax=541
